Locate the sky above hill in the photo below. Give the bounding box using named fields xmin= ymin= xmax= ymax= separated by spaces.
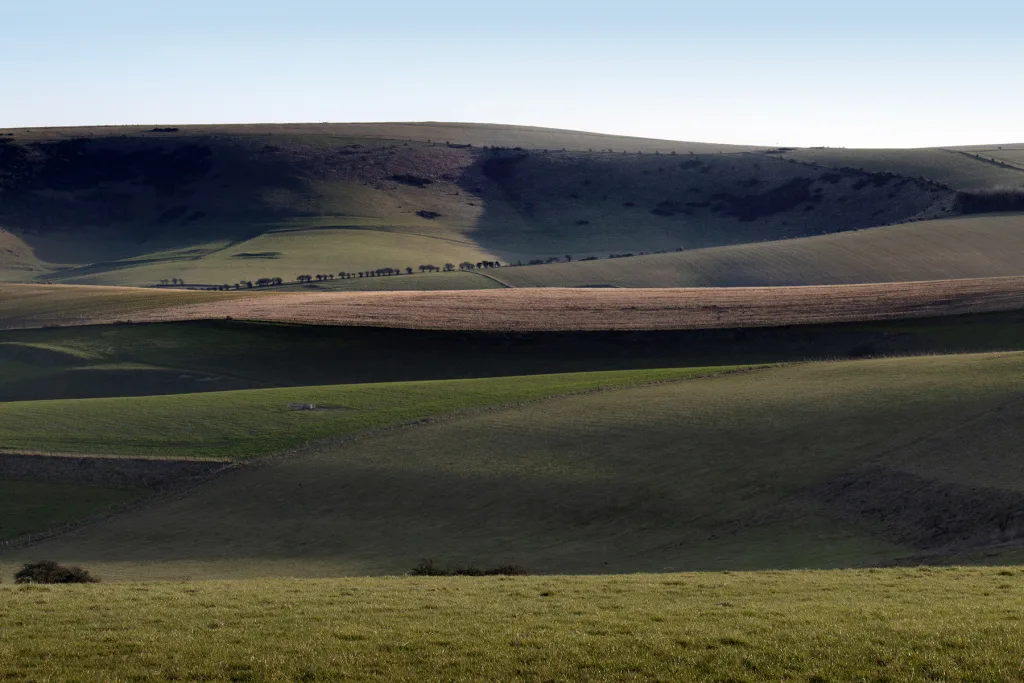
xmin=3 ymin=0 xmax=1021 ymax=147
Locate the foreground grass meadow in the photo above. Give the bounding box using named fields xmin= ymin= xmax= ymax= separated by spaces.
xmin=1 ymin=568 xmax=1022 ymax=682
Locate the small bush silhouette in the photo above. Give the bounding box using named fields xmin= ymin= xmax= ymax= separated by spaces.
xmin=409 ymin=558 xmax=448 ymax=576
xmin=410 ymin=559 xmax=527 ymax=576
xmin=14 ymin=561 xmax=99 ymax=584
xmin=452 ymin=565 xmax=529 ymax=576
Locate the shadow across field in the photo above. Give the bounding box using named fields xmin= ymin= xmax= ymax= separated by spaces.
xmin=2 ymin=309 xmax=1023 ymax=402
xmin=455 ymin=148 xmax=946 ymax=259
xmin=9 ymin=353 xmax=1022 ymax=579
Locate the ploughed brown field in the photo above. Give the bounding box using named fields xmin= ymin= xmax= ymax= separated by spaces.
xmin=5 ymin=276 xmax=1024 ymax=332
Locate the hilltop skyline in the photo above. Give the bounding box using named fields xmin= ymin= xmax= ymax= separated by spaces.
xmin=4 ymin=0 xmax=1022 ymax=148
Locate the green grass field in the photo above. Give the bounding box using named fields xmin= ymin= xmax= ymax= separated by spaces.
xmin=3 ymin=309 xmax=1023 ymax=402
xmin=2 ymin=568 xmax=1023 ymax=682
xmin=4 ymin=120 xmax=1024 ymax=681
xmin=0 ymin=284 xmax=250 ymax=330
xmin=0 ymin=366 xmax=749 ymax=460
xmin=7 ymin=353 xmax=1021 ymax=580
xmin=2 ymin=122 xmax=981 ymax=288
xmin=273 ymin=270 xmax=505 ymax=292
xmin=0 ymin=481 xmax=141 ymax=541
xmin=56 ymin=227 xmax=509 ymax=288
xmin=491 ymin=213 xmax=1024 ymax=287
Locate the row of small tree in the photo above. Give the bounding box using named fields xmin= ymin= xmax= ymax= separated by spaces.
xmin=206 ymin=277 xmax=282 ymax=291
xmin=169 ymin=247 xmax=707 ymax=292
xmin=291 ymin=260 xmax=505 ymax=284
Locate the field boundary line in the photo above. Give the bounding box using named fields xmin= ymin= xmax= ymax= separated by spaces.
xmin=471 ymin=270 xmax=512 ymax=288
xmin=0 ymin=364 xmax=779 ymax=553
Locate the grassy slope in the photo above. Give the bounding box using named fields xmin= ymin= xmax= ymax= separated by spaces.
xmin=3 ymin=568 xmax=1024 ymax=682
xmin=780 ymin=147 xmax=1024 ymax=190
xmin=271 ymin=270 xmax=504 ymax=291
xmin=4 ymin=121 xmax=762 ymax=153
xmin=58 ymin=228 xmax=509 ymax=287
xmin=0 ymin=284 xmax=251 ymax=330
xmin=1 ymin=123 xmax=972 ymax=287
xmin=491 ymin=213 xmax=1024 ymax=287
xmin=0 ymin=481 xmax=141 ymax=541
xmin=3 ymin=309 xmax=1024 ymax=402
xmin=0 ymin=124 xmax=765 ymax=286
xmin=0 ymin=366 xmax=746 ymax=460
xmin=8 ymin=353 xmax=1022 ymax=580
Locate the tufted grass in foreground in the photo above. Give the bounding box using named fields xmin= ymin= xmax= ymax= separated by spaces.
xmin=1 ymin=567 xmax=1023 ymax=682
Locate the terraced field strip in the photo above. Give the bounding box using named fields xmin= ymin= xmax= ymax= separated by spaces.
xmin=8 ymin=276 xmax=1018 ymax=332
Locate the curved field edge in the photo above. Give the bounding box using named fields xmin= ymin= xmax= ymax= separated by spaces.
xmin=2 ymin=568 xmax=1024 ymax=682
xmin=489 ymin=213 xmax=1024 ymax=288
xmin=4 ymin=276 xmax=1024 ymax=332
xmin=10 ymin=352 xmax=1023 ymax=581
xmin=4 ymin=309 xmax=1024 ymax=404
xmin=0 ymin=365 xmax=760 ymax=460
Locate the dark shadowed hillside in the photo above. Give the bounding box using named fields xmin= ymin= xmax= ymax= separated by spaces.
xmin=0 ymin=123 xmax=977 ymax=286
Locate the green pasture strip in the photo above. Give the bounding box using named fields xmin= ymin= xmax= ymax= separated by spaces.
xmin=8 ymin=352 xmax=1022 ymax=581
xmin=0 ymin=365 xmax=756 ymax=460
xmin=1 ymin=568 xmax=1023 ymax=682
xmin=0 ymin=481 xmax=142 ymax=541
xmin=3 ymin=309 xmax=1024 ymax=404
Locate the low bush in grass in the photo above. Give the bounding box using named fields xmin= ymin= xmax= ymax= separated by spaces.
xmin=14 ymin=561 xmax=99 ymax=584
xmin=410 ymin=558 xmax=527 ymax=576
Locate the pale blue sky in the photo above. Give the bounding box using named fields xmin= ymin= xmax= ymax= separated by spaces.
xmin=3 ymin=1 xmax=1021 ymax=147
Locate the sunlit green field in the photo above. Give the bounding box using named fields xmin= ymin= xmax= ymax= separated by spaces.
xmin=492 ymin=214 xmax=1024 ymax=288
xmin=6 ymin=353 xmax=1021 ymax=581
xmin=58 ymin=226 xmax=509 ymax=288
xmin=2 ymin=568 xmax=1023 ymax=682
xmin=0 ymin=365 xmax=748 ymax=460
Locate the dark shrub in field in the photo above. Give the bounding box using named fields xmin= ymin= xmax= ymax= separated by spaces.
xmin=955 ymin=187 xmax=1024 ymax=214
xmin=451 ymin=565 xmax=529 ymax=576
xmin=409 ymin=558 xmax=447 ymax=576
xmin=14 ymin=561 xmax=99 ymax=584
xmin=410 ymin=559 xmax=528 ymax=576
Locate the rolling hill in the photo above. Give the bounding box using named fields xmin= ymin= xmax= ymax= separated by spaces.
xmin=2 ymin=306 xmax=1022 ymax=403
xmin=490 ymin=213 xmax=1024 ymax=287
xmin=3 ymin=122 xmax=995 ymax=288
xmin=4 ymin=353 xmax=1021 ymax=580
xmin=5 ymin=277 xmax=1023 ymax=332
xmin=779 ymin=146 xmax=1024 ymax=191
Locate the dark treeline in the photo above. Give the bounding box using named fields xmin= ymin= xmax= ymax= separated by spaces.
xmin=955 ymin=187 xmax=1024 ymax=214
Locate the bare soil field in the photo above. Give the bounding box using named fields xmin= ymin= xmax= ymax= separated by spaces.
xmin=6 ymin=277 xmax=1022 ymax=332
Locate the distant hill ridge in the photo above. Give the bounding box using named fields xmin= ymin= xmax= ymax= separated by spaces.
xmin=0 ymin=122 xmax=1019 ymax=286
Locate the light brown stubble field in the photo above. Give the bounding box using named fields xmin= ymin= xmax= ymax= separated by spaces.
xmin=3 ymin=276 xmax=1023 ymax=332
